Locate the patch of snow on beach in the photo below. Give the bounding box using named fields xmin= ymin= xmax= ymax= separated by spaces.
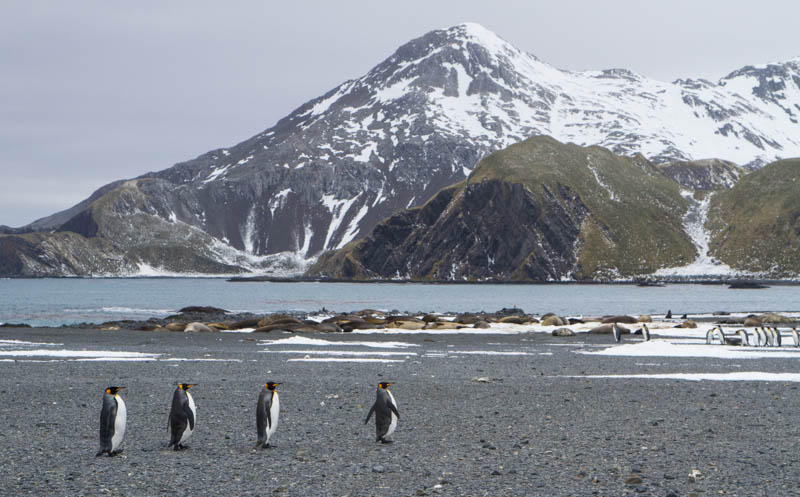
xmin=0 ymin=339 xmax=62 ymax=347
xmin=566 ymin=372 xmax=800 ymax=382
xmin=262 ymin=350 xmax=415 ymax=357
xmin=259 ymin=336 xmax=417 ymax=348
xmin=287 ymin=357 xmax=405 ymax=363
xmin=580 ymin=339 xmax=800 ymax=359
xmin=160 ymin=358 xmax=243 ymax=362
xmin=0 ymin=349 xmax=161 ymax=359
xmin=449 ymin=350 xmax=532 ymax=356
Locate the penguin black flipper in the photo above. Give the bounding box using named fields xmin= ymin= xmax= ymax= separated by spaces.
xmin=388 ymin=401 xmax=400 ymax=419
xmin=97 ymin=394 xmax=117 ymax=456
xmin=364 ymin=403 xmax=376 ymax=424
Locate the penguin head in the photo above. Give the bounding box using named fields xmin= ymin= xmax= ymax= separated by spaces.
xmin=378 ymin=382 xmax=393 ymax=389
xmin=105 ymin=386 xmax=124 ymax=395
xmin=265 ymin=382 xmax=280 ymax=391
xmin=178 ymin=383 xmax=196 ymax=391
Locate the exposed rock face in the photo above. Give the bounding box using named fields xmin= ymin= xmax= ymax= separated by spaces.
xmin=655 ymin=159 xmax=744 ymax=191
xmin=308 ymin=136 xmax=695 ymax=281
xmin=315 ymin=179 xmax=587 ymax=280
xmin=3 ymin=24 xmax=800 ymax=276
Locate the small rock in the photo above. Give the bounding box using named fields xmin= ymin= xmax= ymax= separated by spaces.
xmin=625 ymin=475 xmax=643 ymax=485
xmin=372 ymin=465 xmax=384 ymax=473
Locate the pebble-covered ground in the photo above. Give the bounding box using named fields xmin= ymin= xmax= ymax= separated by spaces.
xmin=1 ymin=326 xmax=799 ymax=496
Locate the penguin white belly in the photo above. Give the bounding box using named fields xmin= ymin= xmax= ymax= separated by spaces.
xmin=111 ymin=395 xmax=126 ymax=451
xmin=180 ymin=392 xmax=196 ymax=444
xmin=386 ymin=390 xmax=398 ymax=437
xmin=267 ymin=392 xmax=280 ymax=439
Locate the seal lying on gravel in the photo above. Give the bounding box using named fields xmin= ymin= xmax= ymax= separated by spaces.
xmin=365 ymin=382 xmax=400 ymax=443
xmin=168 ymin=383 xmax=197 ymax=451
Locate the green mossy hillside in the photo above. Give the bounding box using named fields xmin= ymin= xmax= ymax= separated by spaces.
xmin=707 ymin=158 xmax=800 ymax=276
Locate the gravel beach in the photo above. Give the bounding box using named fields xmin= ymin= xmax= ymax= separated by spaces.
xmin=1 ymin=326 xmax=799 ymax=496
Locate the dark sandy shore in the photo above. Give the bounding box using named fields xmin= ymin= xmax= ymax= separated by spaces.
xmin=1 ymin=326 xmax=799 ymax=496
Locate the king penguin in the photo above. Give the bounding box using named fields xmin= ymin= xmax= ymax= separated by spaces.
xmin=255 ymin=382 xmax=281 ymax=448
xmin=96 ymin=386 xmax=126 ymax=457
xmin=168 ymin=383 xmax=197 ymax=451
xmin=364 ymin=382 xmax=400 ymax=443
xmin=612 ymin=323 xmax=621 ymax=343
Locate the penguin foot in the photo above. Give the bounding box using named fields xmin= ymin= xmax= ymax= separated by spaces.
xmin=111 ymin=449 xmax=123 ymax=456
xmin=95 ymin=450 xmax=106 ymax=457
xmin=379 ymin=438 xmax=393 ymax=444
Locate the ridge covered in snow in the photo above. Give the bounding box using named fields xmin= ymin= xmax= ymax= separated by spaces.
xmin=8 ymin=22 xmax=800 ymax=277
xmin=150 ymin=21 xmax=798 ymax=260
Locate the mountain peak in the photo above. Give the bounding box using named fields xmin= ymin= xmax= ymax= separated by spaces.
xmin=449 ymin=22 xmax=510 ymax=49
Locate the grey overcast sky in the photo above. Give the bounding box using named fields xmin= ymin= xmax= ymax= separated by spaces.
xmin=1 ymin=0 xmax=798 ymax=227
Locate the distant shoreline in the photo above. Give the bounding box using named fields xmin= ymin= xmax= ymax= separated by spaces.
xmin=227 ymin=276 xmax=799 ymax=286
xmin=3 ymin=275 xmax=800 ymax=286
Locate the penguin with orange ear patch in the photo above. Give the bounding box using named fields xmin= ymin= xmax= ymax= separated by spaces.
xmin=255 ymin=382 xmax=280 ymax=448
xmin=96 ymin=386 xmax=126 ymax=456
xmin=365 ymin=382 xmax=399 ymax=443
xmin=168 ymin=383 xmax=197 ymax=451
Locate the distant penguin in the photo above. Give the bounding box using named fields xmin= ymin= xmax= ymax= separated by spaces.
xmin=792 ymin=327 xmax=800 ymax=348
xmin=168 ymin=383 xmax=197 ymax=451
xmin=680 ymin=313 xmax=687 ymax=320
xmin=365 ymin=382 xmax=400 ymax=443
xmin=255 ymin=382 xmax=281 ymax=448
xmin=756 ymin=327 xmax=768 ymax=347
xmin=764 ymin=327 xmax=775 ymax=347
xmin=772 ymin=327 xmax=782 ymax=347
xmin=612 ymin=323 xmax=621 ymax=343
xmin=96 ymin=386 xmax=126 ymax=457
xmin=665 ymin=310 xmax=672 ymax=319
xmin=641 ymin=323 xmax=650 ymax=341
xmin=735 ymin=329 xmax=750 ymax=346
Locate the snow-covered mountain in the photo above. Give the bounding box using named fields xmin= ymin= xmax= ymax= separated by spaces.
xmin=4 ymin=22 xmax=800 ymax=277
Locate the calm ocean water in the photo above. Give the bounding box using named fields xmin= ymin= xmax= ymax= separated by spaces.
xmin=1 ymin=278 xmax=799 ymax=327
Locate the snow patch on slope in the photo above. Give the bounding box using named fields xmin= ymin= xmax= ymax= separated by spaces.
xmin=655 ymin=191 xmax=737 ymax=277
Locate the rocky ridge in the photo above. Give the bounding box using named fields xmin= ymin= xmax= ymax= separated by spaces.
xmin=309 ymin=136 xmax=696 ymax=281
